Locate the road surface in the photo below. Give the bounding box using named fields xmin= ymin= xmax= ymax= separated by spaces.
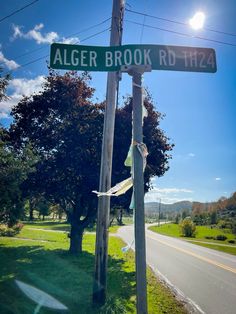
xmin=117 ymin=225 xmax=236 ymax=314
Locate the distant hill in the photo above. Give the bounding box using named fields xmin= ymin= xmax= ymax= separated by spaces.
xmin=145 ymin=201 xmax=192 ymax=213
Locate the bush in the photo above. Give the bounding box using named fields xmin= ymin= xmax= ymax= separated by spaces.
xmin=0 ymin=223 xmax=23 ymax=237
xmin=205 ymin=236 xmax=214 ymax=240
xmin=217 ymin=220 xmax=227 ymax=229
xmin=13 ymin=222 xmax=24 ymax=233
xmin=214 ymin=235 xmax=227 ymax=241
xmin=228 ymin=239 xmax=235 ymax=244
xmin=180 ymin=217 xmax=196 ymax=237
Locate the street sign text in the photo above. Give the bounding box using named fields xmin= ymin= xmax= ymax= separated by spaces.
xmin=50 ymin=43 xmax=217 ymax=73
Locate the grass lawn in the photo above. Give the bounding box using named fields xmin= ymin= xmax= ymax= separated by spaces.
xmin=149 ymin=223 xmax=236 ymax=255
xmin=23 ymin=220 xmax=119 ymax=234
xmin=0 ymin=222 xmax=187 ymax=314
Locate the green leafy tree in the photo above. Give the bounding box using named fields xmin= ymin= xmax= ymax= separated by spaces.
xmin=210 ymin=210 xmax=217 ymax=225
xmin=175 ymin=213 xmax=181 ymax=224
xmin=0 ymin=68 xmax=10 ymax=102
xmin=35 ymin=196 xmax=51 ymax=220
xmin=180 ymin=217 xmax=196 ymax=237
xmin=10 ymin=71 xmax=103 ymax=254
xmin=111 ymin=95 xmax=174 ymax=212
xmin=10 ymin=71 xmax=173 ymax=254
xmin=181 ymin=209 xmax=189 ymax=220
xmin=50 ymin=203 xmax=64 ymax=220
xmin=0 ymin=129 xmax=35 ymax=226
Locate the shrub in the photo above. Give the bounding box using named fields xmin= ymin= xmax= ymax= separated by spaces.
xmin=180 ymin=217 xmax=196 ymax=237
xmin=13 ymin=222 xmax=24 ymax=233
xmin=217 ymin=220 xmax=226 ymax=229
xmin=0 ymin=224 xmax=8 ymax=236
xmin=205 ymin=236 xmax=214 ymax=240
xmin=214 ymin=235 xmax=227 ymax=241
xmin=0 ymin=223 xmax=23 ymax=237
xmin=228 ymin=239 xmax=235 ymax=244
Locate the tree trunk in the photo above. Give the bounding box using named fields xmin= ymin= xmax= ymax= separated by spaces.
xmin=69 ymin=222 xmax=84 ymax=255
xmin=29 ymin=199 xmax=34 ymax=221
xmin=116 ymin=208 xmax=123 ymax=225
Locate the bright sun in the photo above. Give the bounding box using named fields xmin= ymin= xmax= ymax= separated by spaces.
xmin=189 ymin=12 xmax=205 ymax=30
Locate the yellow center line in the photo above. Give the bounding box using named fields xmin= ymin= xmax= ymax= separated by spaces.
xmin=147 ymin=233 xmax=236 ymax=275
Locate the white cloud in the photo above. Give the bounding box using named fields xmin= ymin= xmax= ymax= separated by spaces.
xmin=145 ymin=187 xmax=194 ymax=204
xmin=62 ymin=37 xmax=80 ymax=44
xmin=12 ymin=23 xmax=59 ymax=44
xmin=9 ymin=76 xmax=45 ymax=95
xmin=188 ymin=153 xmax=195 ymax=157
xmin=0 ymin=76 xmax=45 ymax=119
xmin=0 ymin=51 xmax=19 ymax=70
xmin=215 ymin=177 xmax=221 ymax=181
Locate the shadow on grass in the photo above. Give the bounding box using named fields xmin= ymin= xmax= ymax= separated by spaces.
xmin=25 ymin=221 xmax=70 ymax=232
xmin=0 ymin=243 xmax=135 ymax=314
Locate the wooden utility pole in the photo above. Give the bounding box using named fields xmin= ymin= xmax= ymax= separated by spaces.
xmin=93 ymin=0 xmax=124 ymax=305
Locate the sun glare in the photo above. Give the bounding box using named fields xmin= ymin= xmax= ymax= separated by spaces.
xmin=189 ymin=11 xmax=205 ymax=30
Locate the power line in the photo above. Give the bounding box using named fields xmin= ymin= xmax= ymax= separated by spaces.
xmin=125 ymin=19 xmax=236 ymax=47
xmin=0 ymin=17 xmax=111 ymax=66
xmin=0 ymin=0 xmax=40 ymax=24
xmin=125 ymin=8 xmax=236 ymax=38
xmin=79 ymin=27 xmax=111 ymax=43
xmin=5 ymin=27 xmax=111 ymax=74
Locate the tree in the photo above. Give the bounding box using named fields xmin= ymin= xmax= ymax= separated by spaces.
xmin=111 ymin=94 xmax=174 ymax=212
xmin=0 ymin=128 xmax=35 ymax=226
xmin=174 ymin=213 xmax=181 ymax=224
xmin=210 ymin=211 xmax=217 ymax=225
xmin=10 ymin=71 xmax=103 ymax=254
xmin=10 ymin=71 xmax=173 ymax=254
xmin=35 ymin=196 xmax=51 ymax=220
xmin=0 ymin=68 xmax=10 ymax=102
xmin=50 ymin=203 xmax=64 ymax=220
xmin=181 ymin=209 xmax=189 ymax=220
xmin=180 ymin=217 xmax=196 ymax=237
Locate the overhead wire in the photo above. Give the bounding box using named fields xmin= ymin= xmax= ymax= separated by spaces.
xmin=125 ymin=19 xmax=236 ymax=47
xmin=0 ymin=17 xmax=111 ymax=67
xmin=125 ymin=8 xmax=236 ymax=38
xmin=4 ymin=5 xmax=236 ymax=76
xmin=4 ymin=27 xmax=111 ymax=74
xmin=0 ymin=0 xmax=40 ymax=24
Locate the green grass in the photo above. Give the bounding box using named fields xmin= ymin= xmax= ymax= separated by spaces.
xmin=150 ymin=223 xmax=180 ymax=237
xmin=22 ymin=220 xmax=70 ymax=231
xmin=23 ymin=221 xmax=119 ymax=234
xmin=149 ymin=223 xmax=236 ymax=255
xmin=188 ymin=241 xmax=236 ymax=255
xmin=0 ymin=223 xmax=187 ymax=314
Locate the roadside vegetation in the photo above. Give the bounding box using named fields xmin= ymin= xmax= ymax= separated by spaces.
xmin=0 ymin=222 xmax=187 ymax=314
xmin=148 ymin=192 xmax=236 ymax=255
xmin=149 ymin=223 xmax=236 ymax=255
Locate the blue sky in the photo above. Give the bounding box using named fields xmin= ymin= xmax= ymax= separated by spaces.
xmin=0 ymin=0 xmax=235 ymax=204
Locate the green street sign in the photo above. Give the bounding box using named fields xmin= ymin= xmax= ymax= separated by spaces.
xmin=50 ymin=43 xmax=217 ymax=73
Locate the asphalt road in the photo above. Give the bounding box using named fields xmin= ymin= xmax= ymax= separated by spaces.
xmin=117 ymin=225 xmax=236 ymax=314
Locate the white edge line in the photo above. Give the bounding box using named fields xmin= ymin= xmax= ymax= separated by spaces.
xmin=117 ymin=231 xmax=205 ymax=314
xmin=149 ymin=265 xmax=206 ymax=314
